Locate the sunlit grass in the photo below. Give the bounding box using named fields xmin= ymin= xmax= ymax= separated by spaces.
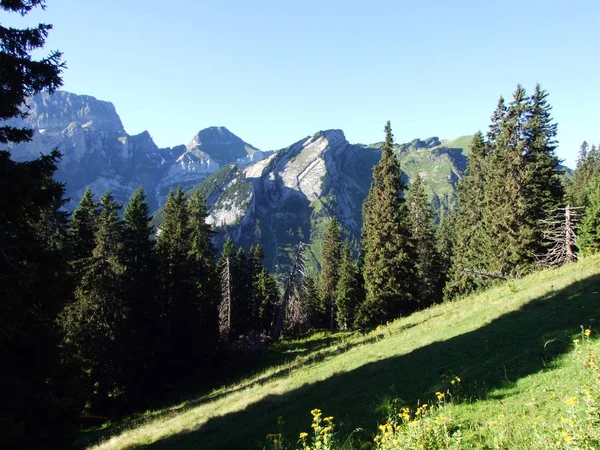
xmin=83 ymin=255 xmax=600 ymax=450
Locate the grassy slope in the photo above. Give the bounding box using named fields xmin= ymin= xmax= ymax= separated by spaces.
xmin=84 ymin=256 xmax=600 ymax=450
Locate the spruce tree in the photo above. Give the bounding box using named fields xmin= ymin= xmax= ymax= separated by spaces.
xmin=186 ymin=191 xmax=219 ymax=362
xmin=335 ymin=240 xmax=364 ymax=330
xmin=0 ymin=2 xmax=78 ymax=446
xmin=445 ymin=132 xmax=488 ymax=297
xmin=577 ymin=180 xmax=600 ymax=255
xmin=62 ymin=191 xmax=128 ymax=413
xmin=68 ymin=186 xmax=99 ymax=262
xmin=119 ymin=187 xmax=159 ymax=404
xmin=156 ymin=187 xmax=194 ymax=376
xmin=358 ymin=121 xmax=417 ymax=328
xmin=569 ymin=142 xmax=600 ymax=208
xmin=253 ymin=269 xmax=279 ymax=334
xmin=524 ymin=84 xmax=565 ymax=250
xmin=405 ymin=174 xmax=442 ymax=305
xmin=319 ymin=217 xmax=342 ymax=329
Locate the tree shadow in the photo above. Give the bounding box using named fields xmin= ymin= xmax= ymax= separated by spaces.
xmin=91 ymin=273 xmax=600 ymax=450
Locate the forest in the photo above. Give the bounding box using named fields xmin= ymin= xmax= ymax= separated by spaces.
xmin=2 ymin=1 xmax=600 ymax=449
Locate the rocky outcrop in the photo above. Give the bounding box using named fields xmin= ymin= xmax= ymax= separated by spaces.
xmin=6 ymin=91 xmax=265 ymax=210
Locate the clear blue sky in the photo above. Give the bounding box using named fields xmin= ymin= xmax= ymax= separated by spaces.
xmin=4 ymin=0 xmax=599 ymax=167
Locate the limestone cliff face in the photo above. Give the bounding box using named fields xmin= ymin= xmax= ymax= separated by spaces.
xmin=8 ymin=90 xmax=473 ymax=275
xmin=7 ymin=92 xmax=265 ymax=210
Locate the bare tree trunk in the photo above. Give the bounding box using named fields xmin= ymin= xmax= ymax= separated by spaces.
xmin=219 ymin=257 xmax=232 ymax=341
xmin=271 ymin=242 xmax=306 ymax=341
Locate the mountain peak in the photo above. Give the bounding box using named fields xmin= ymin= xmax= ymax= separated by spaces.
xmin=19 ymin=90 xmax=125 ymax=133
xmin=185 ymin=126 xmax=261 ymax=165
xmin=191 ymin=126 xmax=242 ymax=145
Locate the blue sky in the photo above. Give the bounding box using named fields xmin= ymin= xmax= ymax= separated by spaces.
xmin=4 ymin=0 xmax=599 ymax=167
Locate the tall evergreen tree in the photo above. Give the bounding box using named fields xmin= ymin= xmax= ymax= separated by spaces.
xmin=523 ymin=84 xmax=565 ymax=249
xmin=405 ymin=174 xmax=443 ymax=304
xmin=68 ymin=186 xmax=99 ymax=262
xmin=357 ymin=122 xmax=417 ymax=328
xmin=445 ymin=132 xmax=488 ymax=297
xmin=61 ymin=191 xmax=128 ymax=413
xmin=319 ymin=217 xmax=342 ymax=329
xmin=568 ymin=142 xmax=600 ymax=208
xmin=186 ymin=191 xmax=219 ymax=357
xmin=0 ymin=1 xmax=77 ymax=445
xmin=119 ymin=187 xmax=159 ymax=405
xmin=447 ymin=85 xmax=565 ymax=298
xmin=577 ymin=180 xmax=600 ymax=255
xmin=335 ymin=240 xmax=364 ymax=330
xmin=156 ymin=187 xmax=195 ymax=376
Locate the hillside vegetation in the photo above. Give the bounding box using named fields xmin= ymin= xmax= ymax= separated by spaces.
xmin=83 ymin=255 xmax=600 ymax=450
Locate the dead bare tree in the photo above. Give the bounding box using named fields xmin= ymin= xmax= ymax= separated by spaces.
xmin=536 ymin=205 xmax=583 ymax=268
xmin=219 ymin=256 xmax=232 ymax=341
xmin=270 ymin=242 xmax=307 ymax=341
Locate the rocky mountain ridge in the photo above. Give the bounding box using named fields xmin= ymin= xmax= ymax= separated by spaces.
xmin=6 ymin=91 xmax=268 ymax=210
xmin=7 ymin=91 xmax=473 ymax=275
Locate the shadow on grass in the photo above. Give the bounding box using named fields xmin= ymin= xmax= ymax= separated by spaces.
xmin=93 ymin=274 xmax=600 ymax=450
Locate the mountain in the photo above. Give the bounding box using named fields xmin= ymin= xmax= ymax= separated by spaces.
xmin=7 ymin=91 xmax=474 ymax=275
xmin=153 ymin=130 xmax=471 ymax=277
xmin=6 ymin=91 xmax=267 ymax=210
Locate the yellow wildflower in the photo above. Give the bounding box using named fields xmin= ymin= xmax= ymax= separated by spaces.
xmin=573 ymin=338 xmax=580 ymax=344
xmin=564 ymin=396 xmax=578 ymax=406
xmin=585 ymin=328 xmax=592 ymax=337
xmin=299 ymin=432 xmax=309 ymax=439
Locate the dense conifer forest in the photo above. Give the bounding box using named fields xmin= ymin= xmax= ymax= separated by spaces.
xmin=2 ymin=1 xmax=600 ymax=449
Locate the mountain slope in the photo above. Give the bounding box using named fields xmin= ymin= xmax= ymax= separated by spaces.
xmin=7 ymin=92 xmax=266 ymax=210
xmin=173 ymin=131 xmax=470 ymax=276
xmin=81 ymin=255 xmax=600 ymax=450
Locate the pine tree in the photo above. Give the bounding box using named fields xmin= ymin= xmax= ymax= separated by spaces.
xmin=0 ymin=1 xmax=77 ymax=445
xmin=523 ymin=84 xmax=565 ymax=251
xmin=445 ymin=132 xmax=488 ymax=297
xmin=568 ymin=142 xmax=600 ymax=208
xmin=435 ymin=211 xmax=456 ymax=295
xmin=358 ymin=121 xmax=417 ymax=328
xmin=68 ymin=186 xmax=99 ymax=262
xmin=319 ymin=217 xmax=342 ymax=329
xmin=61 ymin=191 xmax=128 ymax=413
xmin=186 ymin=191 xmax=219 ymax=363
xmin=119 ymin=187 xmax=159 ymax=405
xmin=405 ymin=174 xmax=442 ymax=305
xmin=253 ymin=269 xmax=279 ymax=334
xmin=156 ymin=187 xmax=195 ymax=376
xmin=446 ymin=85 xmax=565 ymax=298
xmin=335 ymin=240 xmax=364 ymax=330
xmin=577 ymin=180 xmax=600 ymax=255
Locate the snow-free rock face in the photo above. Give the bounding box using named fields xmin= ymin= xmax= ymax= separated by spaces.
xmin=8 ymin=91 xmax=473 ymax=276
xmin=6 ymin=92 xmax=264 ymax=210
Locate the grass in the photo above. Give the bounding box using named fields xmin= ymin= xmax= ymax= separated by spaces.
xmin=81 ymin=255 xmax=600 ymax=450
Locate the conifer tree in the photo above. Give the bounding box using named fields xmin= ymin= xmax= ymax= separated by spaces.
xmin=0 ymin=1 xmax=75 ymax=445
xmin=335 ymin=240 xmax=364 ymax=330
xmin=405 ymin=174 xmax=442 ymax=304
xmin=523 ymin=84 xmax=565 ymax=251
xmin=445 ymin=132 xmax=488 ymax=297
xmin=357 ymin=122 xmax=417 ymax=327
xmin=68 ymin=186 xmax=99 ymax=262
xmin=253 ymin=269 xmax=279 ymax=334
xmin=119 ymin=188 xmax=159 ymax=404
xmin=435 ymin=211 xmax=456 ymax=295
xmin=62 ymin=191 xmax=128 ymax=413
xmin=319 ymin=217 xmax=342 ymax=329
xmin=577 ymin=180 xmax=600 ymax=255
xmin=186 ymin=191 xmax=219 ymax=361
xmin=568 ymin=142 xmax=600 ymax=208
xmin=156 ymin=187 xmax=194 ymax=376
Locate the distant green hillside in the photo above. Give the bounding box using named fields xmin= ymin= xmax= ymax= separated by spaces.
xmin=81 ymin=255 xmax=600 ymax=450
